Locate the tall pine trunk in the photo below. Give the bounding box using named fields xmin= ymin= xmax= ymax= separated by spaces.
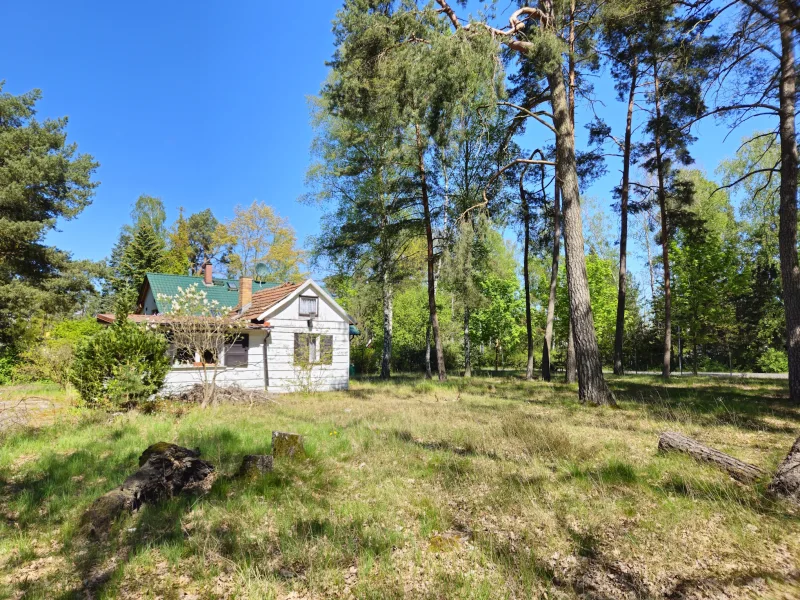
xmin=565 ymin=319 xmax=577 ymax=383
xmin=425 ymin=320 xmax=432 ymax=379
xmin=464 ymin=308 xmax=471 ymax=377
xmin=522 ymin=177 xmax=535 ymax=380
xmin=380 ymin=272 xmax=392 ymax=380
xmin=778 ymin=0 xmax=800 ymax=403
xmin=652 ymin=64 xmax=672 ymax=379
xmin=548 ymin=68 xmax=614 ymax=404
xmin=543 ymin=168 xmax=561 ymax=383
xmin=416 ymin=124 xmax=446 ymax=381
xmin=613 ymin=59 xmax=637 ymax=376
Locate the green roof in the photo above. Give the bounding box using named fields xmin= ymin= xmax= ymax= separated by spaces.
xmin=144 ymin=273 xmax=282 ymax=313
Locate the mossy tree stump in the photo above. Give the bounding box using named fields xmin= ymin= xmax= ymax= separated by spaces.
xmin=237 ymin=454 xmax=274 ymax=479
xmin=272 ymin=431 xmax=305 ymax=459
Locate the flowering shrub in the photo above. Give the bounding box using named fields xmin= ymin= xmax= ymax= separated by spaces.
xmin=157 ymin=284 xmax=221 ymax=317
xmin=158 ymin=283 xmax=238 ymax=407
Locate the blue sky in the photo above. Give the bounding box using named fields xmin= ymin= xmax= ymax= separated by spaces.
xmin=4 ymin=1 xmax=767 ymax=285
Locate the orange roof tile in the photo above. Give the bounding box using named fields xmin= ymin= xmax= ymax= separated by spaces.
xmin=230 ymin=281 xmax=302 ymax=320
xmin=96 ymin=313 xmax=270 ymax=329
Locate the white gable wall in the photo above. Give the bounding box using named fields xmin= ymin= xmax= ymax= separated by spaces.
xmin=142 ymin=288 xmax=158 ymax=315
xmin=264 ymin=287 xmax=350 ymax=393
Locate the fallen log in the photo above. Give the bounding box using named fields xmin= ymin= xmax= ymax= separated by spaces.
xmin=768 ymin=435 xmax=800 ymax=504
xmin=657 ymin=431 xmax=766 ymax=483
xmin=82 ymin=442 xmax=216 ymax=537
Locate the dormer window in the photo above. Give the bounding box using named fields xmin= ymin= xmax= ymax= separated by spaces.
xmin=299 ymin=295 xmax=318 ymax=317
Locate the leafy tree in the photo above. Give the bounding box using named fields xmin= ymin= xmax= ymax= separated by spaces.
xmin=470 ymin=233 xmax=525 ymax=373
xmin=223 ymin=201 xmax=307 ymax=282
xmin=307 ymin=85 xmax=418 ymax=379
xmin=701 ymin=0 xmax=800 ymax=401
xmin=0 ymin=84 xmax=99 ymax=349
xmin=163 ymin=207 xmax=193 ymax=275
xmin=719 ymin=136 xmax=785 ymax=370
xmin=556 ymin=252 xmax=618 ymax=364
xmin=635 ymin=1 xmax=713 ymax=378
xmin=670 ymin=170 xmax=741 ymax=373
xmin=322 ymin=0 xmax=501 ymax=381
xmin=187 ymin=209 xmax=230 ymax=274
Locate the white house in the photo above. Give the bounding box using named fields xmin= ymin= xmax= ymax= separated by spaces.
xmin=97 ymin=271 xmax=358 ymax=394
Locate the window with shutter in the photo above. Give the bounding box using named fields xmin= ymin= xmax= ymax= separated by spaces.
xmin=299 ymin=296 xmax=318 ymax=317
xmin=294 ymin=332 xmax=309 ymax=364
xmin=320 ymin=335 xmax=333 ymax=365
xmin=224 ymin=334 xmax=249 ymax=368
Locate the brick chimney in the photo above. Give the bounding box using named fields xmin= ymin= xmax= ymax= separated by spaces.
xmin=239 ymin=276 xmax=253 ymax=309
xmin=203 ymin=262 xmax=213 ymax=286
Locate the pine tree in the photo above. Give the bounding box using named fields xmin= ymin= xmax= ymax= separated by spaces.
xmin=0 ymin=84 xmax=98 ymax=346
xmin=115 ymin=223 xmax=167 ymax=300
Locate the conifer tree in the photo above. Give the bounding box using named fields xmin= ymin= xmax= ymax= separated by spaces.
xmin=114 ymin=223 xmax=167 ymax=300
xmin=0 ymin=84 xmax=98 ymax=346
xmin=434 ymin=0 xmax=615 ymax=404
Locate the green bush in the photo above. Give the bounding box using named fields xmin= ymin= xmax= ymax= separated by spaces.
xmin=756 ymin=348 xmax=788 ymax=373
xmin=13 ymin=317 xmax=103 ymax=387
xmin=0 ymin=348 xmax=17 ymax=385
xmin=70 ymin=321 xmax=171 ymax=407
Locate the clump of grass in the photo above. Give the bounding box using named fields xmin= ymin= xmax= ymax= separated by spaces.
xmin=501 ymin=413 xmax=590 ymax=461
xmin=412 ymin=380 xmax=436 ymax=395
xmin=598 ymin=459 xmax=638 ymax=485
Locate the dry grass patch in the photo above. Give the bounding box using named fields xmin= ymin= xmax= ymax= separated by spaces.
xmin=0 ymin=374 xmax=798 ymax=599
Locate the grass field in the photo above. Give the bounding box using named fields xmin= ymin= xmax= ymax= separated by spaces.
xmin=1 ymin=376 xmax=799 ymax=599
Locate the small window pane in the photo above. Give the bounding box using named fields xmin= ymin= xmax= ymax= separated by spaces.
xmin=300 ymin=296 xmax=318 ymax=316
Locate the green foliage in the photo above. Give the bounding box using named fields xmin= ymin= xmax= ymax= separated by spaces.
xmin=13 ymin=317 xmax=103 ymax=387
xmin=163 ymin=207 xmax=193 ymax=275
xmin=756 ymin=348 xmax=788 ymax=374
xmin=470 ymin=233 xmax=525 ymax=369
xmin=0 ymin=348 xmax=17 ymax=385
xmin=187 ymin=209 xmax=230 ymax=273
xmin=670 ymin=170 xmax=741 ymax=368
xmin=556 ymin=252 xmax=619 ymax=363
xmin=0 ymin=83 xmax=99 ymax=349
xmin=70 ymin=321 xmax=170 ymax=407
xmin=221 ymin=201 xmax=307 ymax=282
xmin=113 ymin=222 xmax=167 ymax=296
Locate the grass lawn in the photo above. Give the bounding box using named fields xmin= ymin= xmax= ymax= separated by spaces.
xmin=1 ymin=375 xmax=799 ymax=599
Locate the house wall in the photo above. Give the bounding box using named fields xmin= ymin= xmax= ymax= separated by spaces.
xmin=160 ymin=330 xmax=269 ymax=394
xmin=158 ymin=284 xmax=351 ymax=395
xmin=142 ymin=288 xmax=158 ymax=315
xmin=263 ymin=288 xmax=350 ymax=393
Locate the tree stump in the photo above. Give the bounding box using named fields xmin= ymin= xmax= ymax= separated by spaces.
xmin=272 ymin=431 xmax=305 ymax=459
xmin=768 ymin=435 xmax=800 ymax=504
xmin=82 ymin=443 xmax=216 ymax=538
xmin=237 ymin=454 xmax=274 ymax=479
xmin=657 ymin=431 xmax=765 ymax=483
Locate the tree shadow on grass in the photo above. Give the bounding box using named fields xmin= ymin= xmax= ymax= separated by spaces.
xmin=609 ymin=377 xmax=800 ymax=433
